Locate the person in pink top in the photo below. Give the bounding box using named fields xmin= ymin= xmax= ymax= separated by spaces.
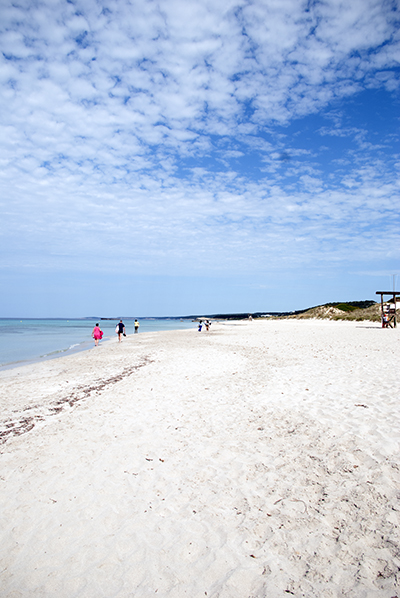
xmin=92 ymin=323 xmax=103 ymax=346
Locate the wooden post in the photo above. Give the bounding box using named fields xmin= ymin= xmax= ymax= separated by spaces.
xmin=392 ymin=293 xmax=397 ymax=328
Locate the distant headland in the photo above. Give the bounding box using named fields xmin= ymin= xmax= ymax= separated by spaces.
xmin=90 ymin=300 xmax=383 ymax=322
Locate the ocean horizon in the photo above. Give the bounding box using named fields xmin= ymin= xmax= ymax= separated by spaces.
xmin=0 ymin=318 xmax=196 ymax=370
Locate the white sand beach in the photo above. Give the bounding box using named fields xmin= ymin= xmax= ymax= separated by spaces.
xmin=0 ymin=319 xmax=399 ymax=598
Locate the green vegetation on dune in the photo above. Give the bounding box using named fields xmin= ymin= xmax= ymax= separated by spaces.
xmin=282 ymin=301 xmax=385 ymax=322
xmin=331 ymin=303 xmax=357 ymax=312
xmin=326 ymin=300 xmax=376 ymax=311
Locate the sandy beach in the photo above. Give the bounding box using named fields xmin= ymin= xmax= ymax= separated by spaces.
xmin=0 ymin=319 xmax=399 ymax=597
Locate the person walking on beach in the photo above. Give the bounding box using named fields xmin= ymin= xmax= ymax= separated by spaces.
xmin=134 ymin=319 xmax=140 ymax=333
xmin=92 ymin=323 xmax=103 ymax=346
xmin=116 ymin=320 xmax=126 ymax=342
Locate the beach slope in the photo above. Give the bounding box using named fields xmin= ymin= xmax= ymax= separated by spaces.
xmin=0 ymin=320 xmax=399 ymax=597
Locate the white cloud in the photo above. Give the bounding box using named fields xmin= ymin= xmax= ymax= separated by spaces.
xmin=0 ymin=0 xmax=399 ymax=290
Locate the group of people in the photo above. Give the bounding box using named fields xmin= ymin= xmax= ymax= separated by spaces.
xmin=198 ymin=320 xmax=211 ymax=332
xmin=382 ymin=311 xmax=393 ymax=328
xmin=91 ymin=319 xmax=140 ymax=345
xmin=93 ymin=317 xmax=213 ymax=345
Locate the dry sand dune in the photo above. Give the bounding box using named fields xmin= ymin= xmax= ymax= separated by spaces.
xmin=0 ymin=320 xmax=399 ymax=597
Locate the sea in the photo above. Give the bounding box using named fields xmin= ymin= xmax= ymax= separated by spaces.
xmin=0 ymin=318 xmax=196 ymax=370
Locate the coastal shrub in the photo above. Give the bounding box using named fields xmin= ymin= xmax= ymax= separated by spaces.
xmin=280 ymin=300 xmax=381 ymax=322
xmin=334 ymin=303 xmax=357 ymax=312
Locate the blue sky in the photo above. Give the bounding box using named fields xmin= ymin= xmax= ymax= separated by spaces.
xmin=1 ymin=0 xmax=399 ymax=317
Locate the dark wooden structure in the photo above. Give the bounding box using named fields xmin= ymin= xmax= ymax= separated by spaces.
xmin=376 ymin=291 xmax=400 ymax=328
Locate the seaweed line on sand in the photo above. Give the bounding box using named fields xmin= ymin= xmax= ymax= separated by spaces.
xmin=0 ymin=356 xmax=153 ymax=446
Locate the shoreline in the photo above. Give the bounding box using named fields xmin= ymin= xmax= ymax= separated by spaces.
xmin=0 ymin=319 xmax=399 ymax=597
xmin=0 ymin=337 xmax=99 ymax=373
xmin=0 ymin=319 xmax=197 ymax=372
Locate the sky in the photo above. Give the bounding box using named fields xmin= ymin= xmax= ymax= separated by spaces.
xmin=1 ymin=0 xmax=400 ymax=317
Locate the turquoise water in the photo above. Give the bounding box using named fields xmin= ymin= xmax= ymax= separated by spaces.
xmin=0 ymin=319 xmax=196 ymax=369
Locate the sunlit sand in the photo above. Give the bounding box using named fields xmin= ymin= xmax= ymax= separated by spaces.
xmin=0 ymin=320 xmax=399 ymax=597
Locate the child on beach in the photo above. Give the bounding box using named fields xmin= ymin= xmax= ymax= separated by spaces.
xmin=92 ymin=323 xmax=103 ymax=346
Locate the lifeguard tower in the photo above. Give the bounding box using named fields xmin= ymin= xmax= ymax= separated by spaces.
xmin=376 ymin=291 xmax=399 ymax=328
